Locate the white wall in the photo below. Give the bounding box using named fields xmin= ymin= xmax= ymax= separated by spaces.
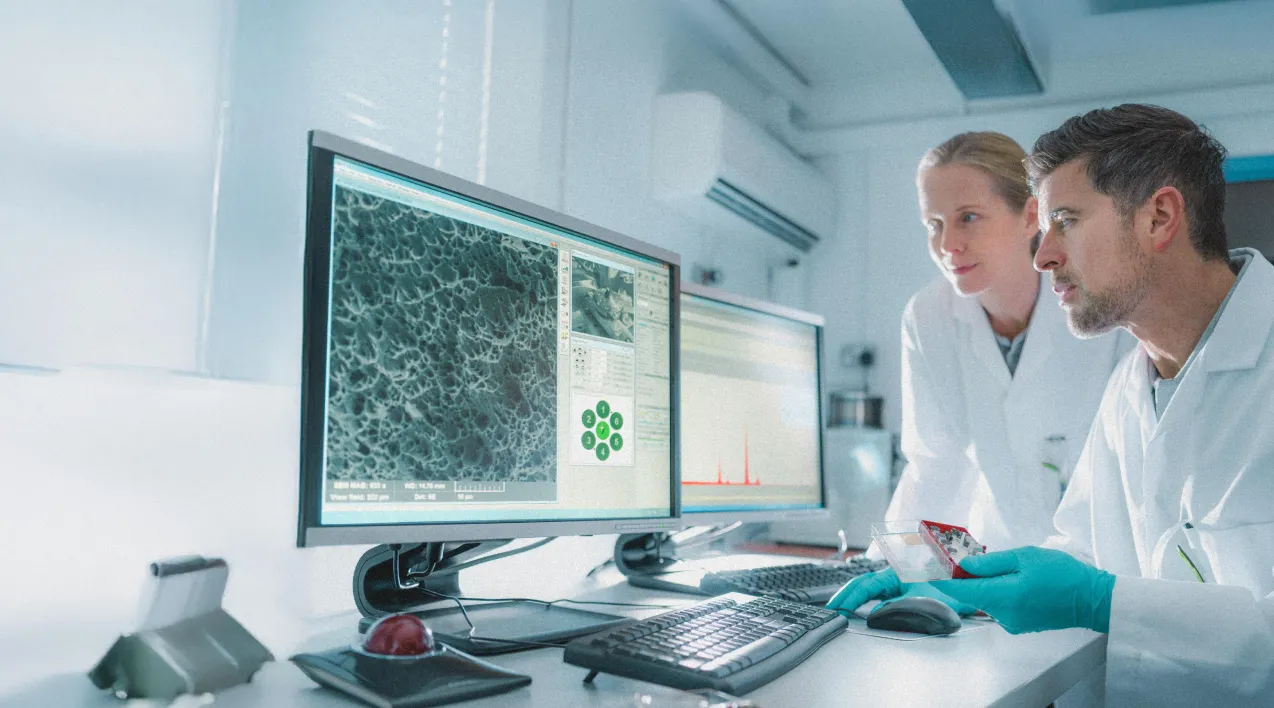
xmin=205 ymin=0 xmax=564 ymax=383
xmin=0 ymin=0 xmax=232 ymax=372
xmin=0 ymin=0 xmax=797 ymax=686
xmin=807 ymin=83 xmax=1274 ymax=433
xmin=559 ymin=0 xmax=806 ymax=304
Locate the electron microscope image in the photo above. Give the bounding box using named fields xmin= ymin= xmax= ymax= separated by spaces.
xmin=570 ymin=256 xmax=635 ymax=343
xmin=324 ymin=185 xmax=559 ymax=483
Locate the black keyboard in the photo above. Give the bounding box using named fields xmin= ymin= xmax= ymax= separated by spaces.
xmin=698 ymin=557 xmax=888 ymax=605
xmin=563 ymin=593 xmax=847 ymax=695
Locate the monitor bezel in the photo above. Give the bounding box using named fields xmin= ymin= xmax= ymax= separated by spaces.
xmin=675 ymin=282 xmax=829 ymax=527
xmin=297 ymin=130 xmax=681 ymax=547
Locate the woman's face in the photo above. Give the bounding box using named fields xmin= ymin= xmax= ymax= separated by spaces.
xmin=917 ymin=163 xmax=1037 ymax=298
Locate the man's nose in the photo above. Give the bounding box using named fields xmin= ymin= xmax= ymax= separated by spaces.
xmin=1034 ymin=226 xmax=1064 ymax=273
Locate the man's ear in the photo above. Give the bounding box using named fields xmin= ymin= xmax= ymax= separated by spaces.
xmin=1023 ymin=195 xmax=1040 ymax=236
xmin=1144 ymin=186 xmax=1186 ymax=253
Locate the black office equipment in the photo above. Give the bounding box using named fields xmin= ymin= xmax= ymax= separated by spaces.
xmin=563 ymin=593 xmax=847 ymax=695
xmin=866 ymin=595 xmax=961 ymax=636
xmin=698 ymin=556 xmax=888 ymax=605
xmin=291 ymin=644 xmax=531 ymax=708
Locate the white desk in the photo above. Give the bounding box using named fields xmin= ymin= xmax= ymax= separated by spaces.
xmin=0 ymin=544 xmax=1105 ymax=708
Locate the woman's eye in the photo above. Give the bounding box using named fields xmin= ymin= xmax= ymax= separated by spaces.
xmin=960 ymin=213 xmax=978 ymax=223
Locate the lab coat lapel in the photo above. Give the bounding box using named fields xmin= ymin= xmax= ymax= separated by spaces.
xmin=1136 ymin=250 xmax=1274 ymax=577
xmin=1006 ymin=275 xmax=1055 ymax=385
xmin=1117 ymin=349 xmax=1158 ymax=575
xmin=952 ymin=294 xmax=1012 ymax=389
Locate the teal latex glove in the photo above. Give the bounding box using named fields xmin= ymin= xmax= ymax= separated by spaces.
xmin=930 ymin=547 xmax=1115 ymax=634
xmin=825 ymin=567 xmax=978 ymax=618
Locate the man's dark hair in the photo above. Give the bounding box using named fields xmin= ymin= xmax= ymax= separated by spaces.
xmin=1026 ymin=104 xmax=1229 ymax=261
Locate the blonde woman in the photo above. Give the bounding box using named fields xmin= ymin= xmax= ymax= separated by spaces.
xmin=830 ymin=132 xmax=1131 ymax=616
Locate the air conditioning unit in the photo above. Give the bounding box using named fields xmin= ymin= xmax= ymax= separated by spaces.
xmin=652 ymin=92 xmax=836 ymax=252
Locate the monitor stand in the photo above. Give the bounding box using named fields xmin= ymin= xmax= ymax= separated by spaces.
xmin=613 ymin=524 xmax=744 ymax=596
xmin=352 ymin=542 xmax=630 ymax=655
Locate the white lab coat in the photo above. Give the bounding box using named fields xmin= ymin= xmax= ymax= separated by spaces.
xmin=1048 ymin=249 xmax=1274 ymax=706
xmin=887 ymin=275 xmax=1131 ymax=551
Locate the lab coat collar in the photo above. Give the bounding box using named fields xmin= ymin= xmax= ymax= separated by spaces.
xmin=951 ymin=287 xmax=1011 ymax=387
xmin=1009 ymin=273 xmax=1058 ymax=384
xmin=1122 ymin=249 xmax=1270 ymax=432
xmin=950 ymin=273 xmax=1052 ymax=387
xmin=1199 ymin=248 xmax=1272 ymax=374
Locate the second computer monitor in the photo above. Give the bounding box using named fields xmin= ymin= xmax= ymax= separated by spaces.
xmin=678 ymin=283 xmax=826 ymax=524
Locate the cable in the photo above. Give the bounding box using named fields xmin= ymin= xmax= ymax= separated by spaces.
xmin=406 ymin=589 xmax=680 ymax=651
xmin=421 ymin=589 xmax=678 ymax=611
xmin=423 ymin=537 xmax=557 ymax=576
xmin=585 ymin=558 xmax=615 ymax=577
xmin=433 ymin=593 xmax=565 ymax=649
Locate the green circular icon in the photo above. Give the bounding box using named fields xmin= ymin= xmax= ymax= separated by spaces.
xmin=595 ymin=443 xmax=611 ymax=461
xmin=581 ymin=431 xmax=596 ymax=450
xmin=610 ymin=433 xmax=623 ymax=451
xmin=610 ymin=412 xmax=623 ymax=430
xmin=595 ymin=421 xmax=611 ymax=439
xmin=582 ymin=409 xmax=596 ymax=428
xmin=596 ymin=400 xmax=611 ymax=418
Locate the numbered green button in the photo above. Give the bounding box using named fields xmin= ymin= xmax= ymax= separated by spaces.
xmin=595 ymin=443 xmax=611 ymax=461
xmin=595 ymin=421 xmax=610 ymax=439
xmin=596 ymin=400 xmax=611 ymax=418
xmin=581 ymin=431 xmax=596 ymax=449
xmin=610 ymin=412 xmax=623 ymax=430
xmin=610 ymin=433 xmax=623 ymax=451
xmin=582 ymin=409 xmax=596 ymax=428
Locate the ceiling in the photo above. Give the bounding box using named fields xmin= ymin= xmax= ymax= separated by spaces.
xmin=683 ymin=0 xmax=1274 ymax=129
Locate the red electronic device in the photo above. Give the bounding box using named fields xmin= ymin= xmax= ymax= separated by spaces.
xmin=919 ymin=520 xmax=986 ymax=579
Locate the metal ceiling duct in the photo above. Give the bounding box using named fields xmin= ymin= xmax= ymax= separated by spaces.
xmin=901 ymin=0 xmax=1043 ymax=99
xmin=1090 ymin=0 xmax=1243 ymax=13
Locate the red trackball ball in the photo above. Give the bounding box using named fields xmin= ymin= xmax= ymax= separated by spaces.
xmin=362 ymin=614 xmax=436 ymax=656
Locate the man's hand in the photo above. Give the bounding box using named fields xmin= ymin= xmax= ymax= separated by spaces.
xmin=930 ymin=546 xmax=1115 ymax=634
xmin=826 ymin=567 xmax=977 ymax=618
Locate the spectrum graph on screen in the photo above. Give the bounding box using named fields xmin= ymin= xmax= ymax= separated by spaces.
xmin=682 ymin=432 xmax=762 ymax=486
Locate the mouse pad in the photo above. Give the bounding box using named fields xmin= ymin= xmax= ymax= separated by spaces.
xmin=291 ymin=644 xmax=531 ymax=708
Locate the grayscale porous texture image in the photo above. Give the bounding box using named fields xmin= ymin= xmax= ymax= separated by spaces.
xmin=570 ymin=256 xmax=635 ymax=343
xmin=325 ymin=186 xmax=558 ymax=482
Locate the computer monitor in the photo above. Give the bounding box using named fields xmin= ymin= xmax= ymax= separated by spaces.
xmin=677 ymin=283 xmax=826 ymax=526
xmin=296 ymin=131 xmax=680 ymax=648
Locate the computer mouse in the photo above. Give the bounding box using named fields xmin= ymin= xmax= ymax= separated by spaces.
xmin=362 ymin=613 xmax=437 ymax=656
xmin=865 ymin=596 xmax=961 ymax=635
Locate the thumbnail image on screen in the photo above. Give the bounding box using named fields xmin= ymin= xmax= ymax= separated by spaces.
xmin=570 ymin=255 xmax=636 ymax=343
xmin=679 ymin=293 xmax=822 ymax=514
xmin=315 ymin=155 xmax=673 ymax=527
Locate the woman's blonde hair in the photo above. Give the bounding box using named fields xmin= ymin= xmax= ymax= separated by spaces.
xmin=918 ymin=132 xmax=1031 ymax=213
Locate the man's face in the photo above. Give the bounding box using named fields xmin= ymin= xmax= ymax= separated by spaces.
xmin=1033 ymin=160 xmax=1154 ymax=337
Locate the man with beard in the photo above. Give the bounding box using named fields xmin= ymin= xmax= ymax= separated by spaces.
xmin=830 ymin=104 xmax=1274 ymax=706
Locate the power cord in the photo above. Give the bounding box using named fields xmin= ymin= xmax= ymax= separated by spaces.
xmin=407 ymin=589 xmax=681 ymax=650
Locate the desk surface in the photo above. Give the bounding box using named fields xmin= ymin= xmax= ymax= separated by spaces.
xmin=0 ymin=547 xmax=1106 ymax=708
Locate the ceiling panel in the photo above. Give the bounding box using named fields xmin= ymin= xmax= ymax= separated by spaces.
xmin=723 ymin=0 xmax=948 ymax=85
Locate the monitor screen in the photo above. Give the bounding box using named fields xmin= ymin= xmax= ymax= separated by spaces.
xmin=298 ymin=132 xmax=679 ymax=546
xmin=678 ymin=286 xmax=824 ymax=519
